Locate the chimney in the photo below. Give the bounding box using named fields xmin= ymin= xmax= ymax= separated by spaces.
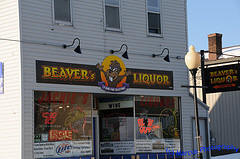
xmin=208 ymin=33 xmax=222 ymax=60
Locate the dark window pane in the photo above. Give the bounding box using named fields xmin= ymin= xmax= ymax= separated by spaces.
xmin=54 ymin=0 xmax=71 ymax=22
xmin=105 ymin=6 xmax=120 ymax=29
xmin=148 ymin=13 xmax=161 ymax=34
xmin=99 ymin=108 xmax=134 ymax=142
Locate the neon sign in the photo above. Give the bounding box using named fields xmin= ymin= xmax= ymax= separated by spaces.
xmin=42 ymin=112 xmax=57 ymax=124
xmin=49 ymin=130 xmax=72 ymax=141
xmin=137 ymin=118 xmax=160 ymax=134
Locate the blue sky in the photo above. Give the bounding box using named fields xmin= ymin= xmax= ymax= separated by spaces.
xmin=187 ymin=0 xmax=240 ymax=51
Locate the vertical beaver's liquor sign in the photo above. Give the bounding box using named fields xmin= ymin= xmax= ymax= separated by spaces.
xmin=204 ymin=64 xmax=240 ymax=93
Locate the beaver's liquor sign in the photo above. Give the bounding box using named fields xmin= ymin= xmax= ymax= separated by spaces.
xmin=36 ymin=57 xmax=173 ymax=92
xmin=204 ymin=64 xmax=240 ymax=93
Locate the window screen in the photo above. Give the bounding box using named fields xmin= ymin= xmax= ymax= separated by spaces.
xmin=54 ymin=0 xmax=71 ymax=23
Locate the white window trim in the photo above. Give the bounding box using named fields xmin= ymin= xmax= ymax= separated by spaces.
xmin=104 ymin=0 xmax=122 ymax=32
xmin=146 ymin=0 xmax=163 ymax=37
xmin=52 ymin=0 xmax=73 ymax=26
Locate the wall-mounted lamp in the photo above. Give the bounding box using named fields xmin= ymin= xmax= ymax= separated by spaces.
xmin=152 ymin=48 xmax=170 ymax=62
xmin=63 ymin=38 xmax=81 ymax=54
xmin=110 ymin=44 xmax=129 ymax=59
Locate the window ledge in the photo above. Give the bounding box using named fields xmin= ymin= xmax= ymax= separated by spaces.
xmin=147 ymin=33 xmax=163 ymax=38
xmin=54 ymin=20 xmax=73 ymax=27
xmin=105 ymin=27 xmax=123 ymax=33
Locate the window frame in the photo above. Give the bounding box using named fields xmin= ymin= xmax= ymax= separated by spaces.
xmin=33 ymin=91 xmax=94 ymax=159
xmin=146 ymin=0 xmax=163 ymax=37
xmin=104 ymin=0 xmax=122 ymax=32
xmin=52 ymin=0 xmax=73 ymax=26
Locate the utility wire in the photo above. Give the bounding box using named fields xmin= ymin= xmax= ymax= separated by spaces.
xmin=1 ymin=37 xmax=240 ymax=60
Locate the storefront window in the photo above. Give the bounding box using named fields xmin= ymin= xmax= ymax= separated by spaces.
xmin=98 ymin=96 xmax=135 ymax=155
xmin=34 ymin=91 xmax=93 ymax=159
xmin=100 ymin=109 xmax=134 ymax=142
xmin=135 ymin=96 xmax=180 ymax=153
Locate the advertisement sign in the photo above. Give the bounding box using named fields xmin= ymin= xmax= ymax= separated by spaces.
xmin=72 ymin=141 xmax=92 ymax=156
xmin=0 ymin=62 xmax=3 ymax=94
xmin=36 ymin=60 xmax=99 ymax=86
xmin=97 ymin=55 xmax=130 ymax=92
xmin=127 ymin=68 xmax=173 ymax=90
xmin=48 ymin=130 xmax=73 ymax=141
xmin=34 ymin=92 xmax=92 ymax=141
xmin=136 ymin=139 xmax=180 ymax=153
xmin=36 ymin=59 xmax=173 ymax=92
xmin=100 ymin=141 xmax=135 ymax=155
xmin=204 ymin=64 xmax=240 ymax=93
xmin=34 ymin=140 xmax=92 ymax=158
xmin=34 ymin=142 xmax=56 ymax=158
xmin=99 ymin=100 xmax=134 ymax=110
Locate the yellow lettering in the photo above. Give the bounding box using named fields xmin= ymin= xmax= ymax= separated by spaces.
xmin=66 ymin=69 xmax=74 ymax=78
xmin=139 ymin=73 xmax=142 ymax=83
xmin=43 ymin=66 xmax=51 ymax=77
xmin=163 ymin=75 xmax=169 ymax=85
xmin=52 ymin=67 xmax=58 ymax=78
xmin=157 ymin=75 xmax=163 ymax=84
xmin=91 ymin=74 xmax=95 ymax=80
xmin=81 ymin=70 xmax=88 ymax=80
xmin=133 ymin=73 xmax=139 ymax=83
xmin=149 ymin=74 xmax=156 ymax=84
xmin=142 ymin=74 xmax=149 ymax=84
xmin=210 ymin=72 xmax=215 ymax=77
xmin=59 ymin=68 xmax=67 ymax=78
xmin=74 ymin=69 xmax=81 ymax=79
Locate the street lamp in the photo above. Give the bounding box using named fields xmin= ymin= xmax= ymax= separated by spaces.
xmin=185 ymin=45 xmax=203 ymax=159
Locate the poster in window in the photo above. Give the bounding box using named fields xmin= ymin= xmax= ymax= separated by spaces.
xmin=34 ymin=91 xmax=93 ymax=158
xmin=135 ymin=96 xmax=180 ymax=153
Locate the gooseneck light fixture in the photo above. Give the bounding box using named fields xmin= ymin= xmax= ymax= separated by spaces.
xmin=63 ymin=38 xmax=81 ymax=54
xmin=152 ymin=48 xmax=170 ymax=62
xmin=185 ymin=45 xmax=203 ymax=159
xmin=110 ymin=44 xmax=129 ymax=59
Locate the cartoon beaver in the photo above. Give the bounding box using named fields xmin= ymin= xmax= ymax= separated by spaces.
xmin=97 ymin=60 xmax=131 ymax=88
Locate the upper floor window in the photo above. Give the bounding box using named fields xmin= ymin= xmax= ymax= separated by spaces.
xmin=147 ymin=0 xmax=161 ymax=35
xmin=53 ymin=0 xmax=72 ymax=25
xmin=104 ymin=0 xmax=121 ymax=31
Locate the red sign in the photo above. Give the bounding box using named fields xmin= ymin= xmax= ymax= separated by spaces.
xmin=37 ymin=92 xmax=89 ymax=105
xmin=139 ymin=96 xmax=174 ymax=108
xmin=49 ymin=130 xmax=72 ymax=141
xmin=137 ymin=118 xmax=160 ymax=134
xmin=42 ymin=112 xmax=57 ymax=124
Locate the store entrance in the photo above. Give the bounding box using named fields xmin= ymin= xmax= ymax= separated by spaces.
xmin=94 ymin=94 xmax=182 ymax=159
xmin=96 ymin=95 xmax=135 ymax=159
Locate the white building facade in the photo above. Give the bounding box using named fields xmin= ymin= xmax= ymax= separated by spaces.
xmin=0 ymin=0 xmax=209 ymax=159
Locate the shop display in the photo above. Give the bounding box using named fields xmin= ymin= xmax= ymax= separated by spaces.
xmin=135 ymin=96 xmax=180 ymax=153
xmin=34 ymin=91 xmax=93 ymax=158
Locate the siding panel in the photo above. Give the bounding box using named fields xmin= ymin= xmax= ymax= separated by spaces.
xmin=0 ymin=1 xmax=21 ymax=159
xmin=19 ymin=0 xmax=208 ymax=158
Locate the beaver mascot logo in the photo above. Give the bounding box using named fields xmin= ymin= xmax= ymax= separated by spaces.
xmin=96 ymin=55 xmax=131 ymax=92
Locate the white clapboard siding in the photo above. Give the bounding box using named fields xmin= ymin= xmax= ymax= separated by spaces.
xmin=0 ymin=0 xmax=21 ymax=159
xmin=207 ymin=91 xmax=240 ymax=148
xmin=18 ymin=0 xmax=209 ymax=158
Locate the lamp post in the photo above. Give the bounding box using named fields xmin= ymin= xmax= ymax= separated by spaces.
xmin=185 ymin=45 xmax=203 ymax=159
